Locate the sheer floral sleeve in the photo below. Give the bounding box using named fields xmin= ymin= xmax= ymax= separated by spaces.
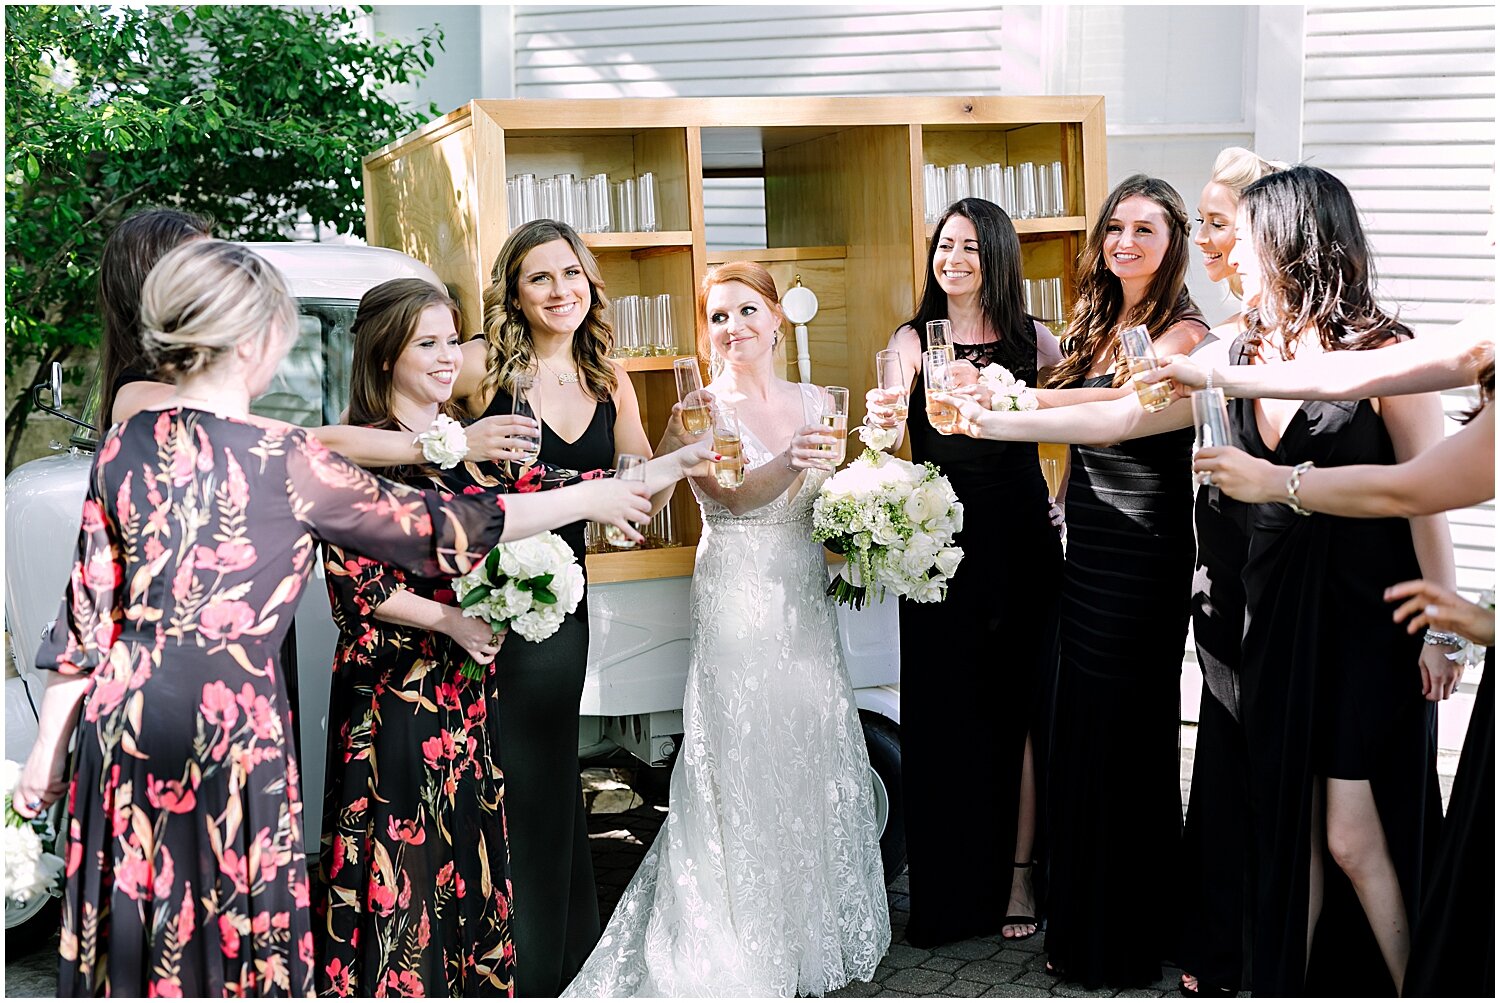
xmin=36 ymin=431 xmax=126 ymax=676
xmin=287 ymin=430 xmax=506 ymax=578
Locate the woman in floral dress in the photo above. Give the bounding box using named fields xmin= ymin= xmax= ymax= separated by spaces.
xmin=314 ymin=278 xmax=713 ymax=998
xmin=12 ymin=241 xmax=657 ymax=998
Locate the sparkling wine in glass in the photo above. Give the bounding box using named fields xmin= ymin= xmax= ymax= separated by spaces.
xmin=1037 ymin=442 xmax=1069 ymax=503
xmin=1118 ymin=324 xmax=1174 ymax=413
xmin=711 ymin=406 xmax=745 ymax=489
xmin=925 ymin=319 xmax=955 ymax=362
xmin=876 ymin=349 xmax=908 ymax=422
xmin=673 ymin=357 xmax=712 ymax=435
xmin=604 ymin=453 xmax=648 ymax=548
xmin=821 ymin=386 xmax=849 ymax=465
xmin=1191 ymin=388 xmax=1232 ymax=487
xmin=511 ymin=376 xmax=542 ymax=463
xmin=923 ymin=348 xmax=959 ymax=435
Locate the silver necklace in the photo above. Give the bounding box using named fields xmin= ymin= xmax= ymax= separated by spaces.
xmin=537 ymin=356 xmax=579 ymax=386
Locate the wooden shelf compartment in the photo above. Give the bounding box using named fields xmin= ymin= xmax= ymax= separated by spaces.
xmin=919 ymin=122 xmax=1091 ymax=223
xmin=593 ymin=245 xmax=697 ymax=361
xmin=582 ymin=231 xmax=694 ymax=253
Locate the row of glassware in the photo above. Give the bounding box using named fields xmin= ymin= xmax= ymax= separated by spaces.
xmin=507 ymin=171 xmax=660 ymax=233
xmin=585 ymin=504 xmax=679 ymax=552
xmin=923 ymin=161 xmax=1067 ymax=224
xmin=609 ymin=293 xmax=676 ymax=358
xmin=1024 ymin=277 xmax=1066 ymax=333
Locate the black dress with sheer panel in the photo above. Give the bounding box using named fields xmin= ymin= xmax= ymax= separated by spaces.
xmin=1232 ymin=383 xmax=1439 ymax=997
xmin=900 ymin=338 xmax=1064 ymax=948
xmin=481 ymin=387 xmax=617 ymax=996
xmin=1043 ymin=375 xmax=1196 ymax=989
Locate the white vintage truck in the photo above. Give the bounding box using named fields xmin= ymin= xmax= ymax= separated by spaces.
xmin=3 ymin=242 xmax=905 ymax=929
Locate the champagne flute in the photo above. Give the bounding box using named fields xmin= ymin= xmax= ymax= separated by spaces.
xmin=1191 ymin=388 xmax=1232 ymax=487
xmin=925 ymin=319 xmax=955 ymax=362
xmin=923 ymin=347 xmax=959 ymax=435
xmin=673 ymin=357 xmax=712 ymax=435
xmin=876 ymin=349 xmax=908 ymax=422
xmin=604 ymin=453 xmax=648 ymax=548
xmin=710 ymin=406 xmax=745 ymax=488
xmin=511 ymin=376 xmax=542 ymax=463
xmin=821 ymin=386 xmax=849 ymax=465
xmin=1117 ymin=324 xmax=1174 ymax=413
xmin=1037 ymin=442 xmax=1069 ymax=504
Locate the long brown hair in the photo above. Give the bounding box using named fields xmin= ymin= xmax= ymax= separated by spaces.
xmin=1046 ymin=175 xmax=1201 ymax=389
xmin=696 ymin=261 xmax=788 ymax=362
xmin=477 ymin=219 xmax=616 ymax=407
xmin=98 ymin=208 xmax=213 ymax=422
xmin=347 ymin=278 xmax=465 ymax=431
xmin=1239 ymin=165 xmax=1411 ymax=359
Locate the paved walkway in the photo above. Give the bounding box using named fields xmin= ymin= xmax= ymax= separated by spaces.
xmin=3 ymin=725 xmax=1459 ymax=997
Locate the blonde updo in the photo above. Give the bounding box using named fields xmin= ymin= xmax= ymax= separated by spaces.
xmin=1211 ymin=147 xmax=1288 ymax=198
xmin=139 ymin=240 xmax=297 ymax=381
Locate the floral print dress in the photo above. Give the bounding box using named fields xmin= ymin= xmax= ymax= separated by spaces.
xmin=39 ymin=408 xmax=512 ymax=997
xmin=314 ymin=455 xmax=606 ymax=999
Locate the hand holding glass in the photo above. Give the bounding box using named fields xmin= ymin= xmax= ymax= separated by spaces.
xmin=821 ymin=386 xmax=849 ymax=465
xmin=710 ymin=406 xmax=745 ymax=489
xmin=1191 ymin=388 xmax=1232 ymax=486
xmin=1037 ymin=442 xmax=1068 ymax=503
xmin=673 ymin=357 xmax=712 ymax=435
xmin=1118 ymin=324 xmax=1174 ymax=413
xmin=924 ymin=348 xmax=960 ymax=435
xmin=875 ymin=349 xmax=909 ymax=423
xmin=510 ymin=378 xmax=541 ymax=462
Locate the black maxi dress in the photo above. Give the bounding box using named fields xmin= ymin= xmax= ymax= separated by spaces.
xmin=1174 ymin=338 xmax=1254 ymax=993
xmin=900 ymin=339 xmax=1064 ymax=948
xmin=1044 ymin=375 xmax=1197 ymax=989
xmin=481 ymin=388 xmax=615 ymax=997
xmin=42 ymin=410 xmax=512 ymax=997
xmin=1234 ymin=391 xmax=1440 ymax=997
xmin=1406 ymin=649 xmax=1494 ymax=996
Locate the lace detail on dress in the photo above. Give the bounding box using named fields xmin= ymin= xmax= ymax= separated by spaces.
xmin=564 ymin=383 xmax=890 ymax=998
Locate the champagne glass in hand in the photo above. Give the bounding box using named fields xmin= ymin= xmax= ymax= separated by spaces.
xmin=924 ymin=348 xmax=960 ymax=434
xmin=875 ymin=349 xmax=909 ymax=423
xmin=1190 ymin=388 xmax=1232 ymax=486
xmin=710 ymin=406 xmax=745 ymax=488
xmin=510 ymin=376 xmax=542 ymax=463
xmin=674 ymin=357 xmax=713 ymax=435
xmin=604 ymin=454 xmax=648 ymax=548
xmin=821 ymin=386 xmax=849 ymax=465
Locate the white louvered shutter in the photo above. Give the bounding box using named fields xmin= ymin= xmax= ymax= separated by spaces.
xmin=1303 ymin=4 xmax=1496 ymax=609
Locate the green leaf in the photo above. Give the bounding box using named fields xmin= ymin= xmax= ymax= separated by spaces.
xmin=531 ymin=587 xmax=558 ymax=605
xmin=459 ymin=588 xmax=489 ymax=609
xmin=484 ymin=547 xmax=500 ymax=580
xmin=525 ymin=572 xmax=554 ymax=590
xmin=23 ymin=153 xmax=39 ymax=180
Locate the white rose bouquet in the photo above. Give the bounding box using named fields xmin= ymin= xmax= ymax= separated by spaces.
xmin=978 ymin=362 xmax=1039 ymax=412
xmin=2 ymin=761 xmax=65 ymax=910
xmin=811 ymin=425 xmax=964 ymax=609
xmin=451 ymin=532 xmax=585 ymax=679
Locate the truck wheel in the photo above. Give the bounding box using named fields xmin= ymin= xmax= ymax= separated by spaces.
xmin=861 ymin=713 xmax=906 ymax=883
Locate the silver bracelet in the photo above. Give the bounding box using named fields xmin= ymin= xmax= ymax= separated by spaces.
xmin=1286 ymin=461 xmax=1314 ymax=516
xmin=1424 ymin=628 xmax=1465 ymax=648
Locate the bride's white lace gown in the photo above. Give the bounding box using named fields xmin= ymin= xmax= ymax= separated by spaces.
xmin=564 ymin=383 xmax=890 ymax=997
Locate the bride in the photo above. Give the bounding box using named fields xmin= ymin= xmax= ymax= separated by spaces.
xmin=564 ymin=262 xmax=891 ymax=997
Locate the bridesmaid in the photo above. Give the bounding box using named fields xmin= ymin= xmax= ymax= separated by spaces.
xmin=864 ymin=197 xmax=1064 ymax=946
xmin=1040 ymin=175 xmax=1206 ymax=989
xmin=452 ymin=219 xmax=668 ymax=997
xmin=1188 ymin=166 xmax=1454 ymax=996
xmin=313 ymin=279 xmax=707 ymax=996
xmin=1174 ymin=146 xmax=1283 ymax=998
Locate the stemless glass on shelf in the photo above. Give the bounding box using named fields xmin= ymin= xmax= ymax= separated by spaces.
xmin=674 ymin=357 xmax=712 ymax=435
xmin=1191 ymin=388 xmax=1232 ymax=486
xmin=511 ymin=376 xmax=542 ymax=463
xmin=876 ymin=349 xmax=908 ymax=423
xmin=653 ymin=294 xmax=674 ymax=355
xmin=636 ymin=172 xmax=658 ymax=233
xmin=604 ymin=454 xmax=648 ymax=548
xmin=710 ymin=406 xmax=745 ymax=488
xmin=821 ymin=386 xmax=849 ymax=466
xmin=923 ymin=348 xmax=959 ymax=435
xmin=1118 ymin=324 xmax=1174 ymax=413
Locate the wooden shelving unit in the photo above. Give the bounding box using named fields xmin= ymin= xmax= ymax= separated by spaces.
xmin=364 ymin=96 xmax=1107 ymax=583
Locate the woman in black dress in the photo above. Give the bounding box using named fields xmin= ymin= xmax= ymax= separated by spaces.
xmin=451 ymin=219 xmax=675 ymax=996
xmin=9 ymin=241 xmax=657 ymax=997
xmin=1184 ymin=166 xmax=1457 ymax=996
xmin=1193 ymin=358 xmax=1491 ymax=997
xmin=1038 ymin=175 xmax=1205 ymax=989
xmin=863 ymin=197 xmax=1064 ymax=947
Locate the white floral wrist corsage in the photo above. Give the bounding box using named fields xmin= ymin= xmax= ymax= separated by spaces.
xmin=416 ymin=414 xmax=468 ymax=469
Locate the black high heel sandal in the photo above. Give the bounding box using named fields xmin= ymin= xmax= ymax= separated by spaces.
xmin=1002 ymin=860 xmax=1039 ymax=941
xmin=1179 ymin=972 xmax=1234 ymax=997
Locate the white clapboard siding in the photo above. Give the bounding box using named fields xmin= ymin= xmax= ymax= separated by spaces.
xmin=1303 ymin=3 xmax=1496 ymax=634
xmin=514 ymin=5 xmax=1014 ymax=247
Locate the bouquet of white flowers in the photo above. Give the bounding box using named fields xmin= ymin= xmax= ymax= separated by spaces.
xmin=978 ymin=362 xmax=1039 ymax=412
xmin=812 ymin=424 xmax=964 ymax=609
xmin=2 ymin=761 xmax=64 ymax=911
xmin=452 ymin=532 xmax=586 ymax=679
